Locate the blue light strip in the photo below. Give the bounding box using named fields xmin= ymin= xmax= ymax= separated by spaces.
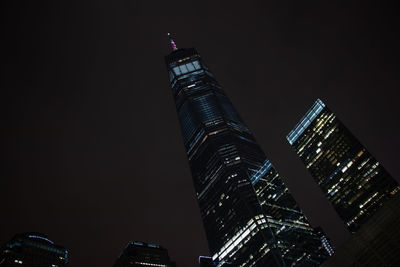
xmin=251 ymin=159 xmax=272 ymax=185
xmin=198 ymin=256 xmax=212 ymax=264
xmin=27 ymin=235 xmax=54 ymax=244
xmin=286 ymin=99 xmax=326 ymax=145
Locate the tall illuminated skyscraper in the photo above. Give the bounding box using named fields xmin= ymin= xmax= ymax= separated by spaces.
xmin=287 ymin=99 xmax=399 ymax=232
xmin=165 ymin=36 xmax=327 ymax=266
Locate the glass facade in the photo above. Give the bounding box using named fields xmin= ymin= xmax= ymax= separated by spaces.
xmin=0 ymin=232 xmax=68 ymax=267
xmin=287 ymin=99 xmax=399 ymax=232
xmin=113 ymin=241 xmax=176 ymax=267
xmin=165 ymin=48 xmax=328 ymax=266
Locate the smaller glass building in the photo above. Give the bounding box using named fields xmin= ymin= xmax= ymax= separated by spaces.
xmin=113 ymin=241 xmax=176 ymax=267
xmin=0 ymin=232 xmax=68 ymax=267
xmin=287 ymin=99 xmax=399 ymax=232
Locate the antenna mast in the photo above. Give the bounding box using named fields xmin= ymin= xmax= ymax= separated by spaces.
xmin=167 ymin=33 xmax=178 ymax=51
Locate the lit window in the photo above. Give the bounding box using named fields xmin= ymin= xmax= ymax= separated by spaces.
xmin=179 ymin=64 xmax=188 ymax=74
xmin=186 ymin=62 xmax=195 ymax=72
xmin=193 ymin=60 xmax=201 ymax=70
xmin=173 ymin=66 xmax=181 ymax=76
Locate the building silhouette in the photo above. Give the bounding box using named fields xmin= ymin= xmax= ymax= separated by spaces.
xmin=165 ymin=38 xmax=328 ymax=266
xmin=199 ymin=256 xmax=231 ymax=266
xmin=113 ymin=241 xmax=176 ymax=267
xmin=0 ymin=232 xmax=68 ymax=267
xmin=198 ymin=256 xmax=214 ymax=267
xmin=287 ymin=99 xmax=399 ymax=233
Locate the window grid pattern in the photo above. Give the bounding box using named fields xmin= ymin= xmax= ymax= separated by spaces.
xmin=178 ymin=102 xmax=200 ymax=145
xmin=192 ymin=94 xmax=222 ymax=124
xmin=287 ymin=100 xmax=399 ymax=232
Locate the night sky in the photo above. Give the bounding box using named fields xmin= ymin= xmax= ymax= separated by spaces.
xmin=1 ymin=1 xmax=399 ymax=266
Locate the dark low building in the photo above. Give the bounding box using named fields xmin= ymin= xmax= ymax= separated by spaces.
xmin=113 ymin=241 xmax=176 ymax=267
xmin=199 ymin=256 xmax=231 ymax=266
xmin=198 ymin=256 xmax=214 ymax=267
xmin=0 ymin=232 xmax=68 ymax=267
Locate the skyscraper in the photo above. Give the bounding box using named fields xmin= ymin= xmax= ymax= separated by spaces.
xmin=165 ymin=37 xmax=327 ymax=266
xmin=0 ymin=232 xmax=68 ymax=267
xmin=286 ymin=99 xmax=399 ymax=232
xmin=113 ymin=241 xmax=176 ymax=267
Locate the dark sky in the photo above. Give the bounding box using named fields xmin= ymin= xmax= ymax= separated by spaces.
xmin=1 ymin=1 xmax=399 ymax=266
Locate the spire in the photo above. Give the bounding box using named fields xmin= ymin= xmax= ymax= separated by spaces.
xmin=167 ymin=33 xmax=178 ymax=51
